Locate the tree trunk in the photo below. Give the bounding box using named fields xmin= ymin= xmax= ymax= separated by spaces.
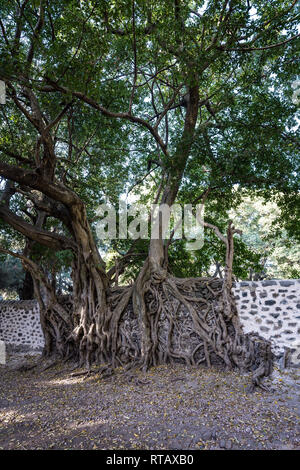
xmin=0 ymin=82 xmax=273 ymax=389
xmin=19 ymin=269 xmax=34 ymax=300
xmin=0 ymin=191 xmax=273 ymax=390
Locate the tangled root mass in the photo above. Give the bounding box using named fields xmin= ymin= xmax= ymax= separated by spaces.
xmin=44 ymin=276 xmax=273 ymax=391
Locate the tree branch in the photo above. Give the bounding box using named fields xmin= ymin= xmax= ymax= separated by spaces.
xmin=0 ymin=161 xmax=80 ymax=207
xmin=0 ymin=204 xmax=76 ymax=251
xmin=218 ymin=33 xmax=300 ymax=52
xmin=44 ymin=77 xmax=169 ymax=157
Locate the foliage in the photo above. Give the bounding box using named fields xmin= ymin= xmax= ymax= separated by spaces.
xmin=229 ymin=193 xmax=300 ymax=279
xmin=0 ymin=0 xmax=299 ymax=282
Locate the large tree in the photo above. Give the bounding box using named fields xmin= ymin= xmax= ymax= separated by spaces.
xmin=0 ymin=0 xmax=299 ymax=386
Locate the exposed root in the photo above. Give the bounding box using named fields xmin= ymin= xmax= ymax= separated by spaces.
xmin=39 ymin=359 xmax=59 ymax=372
xmin=15 ymin=356 xmax=58 ymax=373
xmin=29 ymin=264 xmax=273 ymax=391
xmin=15 ymin=362 xmax=40 ymax=372
xmin=94 ymin=273 xmax=272 ymax=390
xmin=125 ymin=374 xmax=150 ymax=386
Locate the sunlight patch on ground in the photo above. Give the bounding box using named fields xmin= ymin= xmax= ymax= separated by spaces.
xmin=0 ymin=409 xmax=35 ymax=424
xmin=67 ymin=418 xmax=109 ymax=430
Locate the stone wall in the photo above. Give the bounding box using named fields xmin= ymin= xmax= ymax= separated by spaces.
xmin=0 ymin=300 xmax=43 ymax=351
xmin=0 ymin=280 xmax=299 ymax=363
xmin=233 ymin=280 xmax=300 ymax=365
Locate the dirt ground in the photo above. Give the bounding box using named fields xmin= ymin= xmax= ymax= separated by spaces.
xmin=0 ymin=352 xmax=299 ymax=450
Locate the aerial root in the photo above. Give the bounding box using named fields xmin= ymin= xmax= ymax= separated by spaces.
xmin=34 ymin=275 xmax=273 ymax=392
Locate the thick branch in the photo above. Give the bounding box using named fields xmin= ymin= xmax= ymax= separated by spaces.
xmin=0 ymin=161 xmax=80 ymax=207
xmin=0 ymin=204 xmax=76 ymax=251
xmin=44 ymin=78 xmax=169 ymax=157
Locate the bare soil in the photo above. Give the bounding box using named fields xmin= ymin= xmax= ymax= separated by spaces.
xmin=0 ymin=352 xmax=299 ymax=450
